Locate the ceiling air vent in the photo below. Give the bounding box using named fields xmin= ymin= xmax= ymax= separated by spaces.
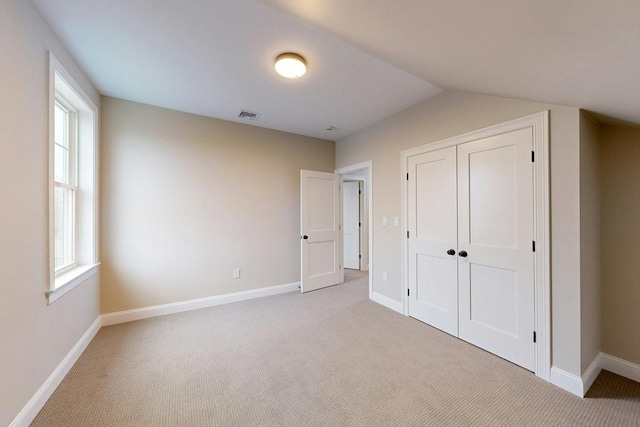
xmin=238 ymin=110 xmax=261 ymax=121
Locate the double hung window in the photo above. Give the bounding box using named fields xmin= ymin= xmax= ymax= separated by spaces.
xmin=48 ymin=53 xmax=99 ymax=303
xmin=53 ymin=98 xmax=77 ymax=271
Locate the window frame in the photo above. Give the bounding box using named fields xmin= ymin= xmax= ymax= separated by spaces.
xmin=48 ymin=52 xmax=100 ymax=304
xmin=53 ymin=96 xmax=78 ymax=274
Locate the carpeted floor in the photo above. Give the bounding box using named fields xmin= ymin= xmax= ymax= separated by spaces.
xmin=32 ymin=271 xmax=640 ymax=426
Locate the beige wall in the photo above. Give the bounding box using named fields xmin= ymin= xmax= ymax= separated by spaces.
xmin=600 ymin=126 xmax=640 ymax=365
xmin=579 ymin=112 xmax=601 ymax=374
xmin=100 ymin=97 xmax=334 ymax=313
xmin=0 ymin=2 xmax=101 ymax=426
xmin=336 ymin=91 xmax=583 ymax=376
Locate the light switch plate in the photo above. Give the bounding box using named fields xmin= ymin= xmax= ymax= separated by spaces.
xmin=394 ymin=217 xmax=400 ymax=227
xmin=383 ymin=216 xmax=388 ymax=226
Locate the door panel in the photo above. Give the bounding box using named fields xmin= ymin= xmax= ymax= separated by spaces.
xmin=468 ymin=145 xmax=518 ymax=248
xmin=300 ymin=170 xmax=340 ymax=292
xmin=416 ymin=160 xmax=450 ymax=241
xmin=301 ymin=170 xmax=340 ymax=292
xmin=308 ymin=241 xmax=337 ymax=277
xmin=408 ymin=147 xmax=458 ymax=336
xmin=457 ymin=128 xmax=535 ymax=371
xmin=416 ymin=254 xmax=449 ymax=311
xmin=469 ymin=264 xmax=518 ymax=337
xmin=343 ymin=181 xmax=360 ymax=269
xmin=308 ymin=177 xmax=336 ymax=231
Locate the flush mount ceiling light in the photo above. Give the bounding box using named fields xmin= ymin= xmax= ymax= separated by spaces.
xmin=275 ymin=53 xmax=306 ymax=79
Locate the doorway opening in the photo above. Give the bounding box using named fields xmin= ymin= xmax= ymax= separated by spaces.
xmin=343 ymin=179 xmax=366 ymax=271
xmin=336 ymin=161 xmax=372 ymax=299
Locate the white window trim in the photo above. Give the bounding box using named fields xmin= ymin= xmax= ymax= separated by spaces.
xmin=48 ymin=52 xmax=99 ymax=304
xmin=48 ymin=264 xmax=100 ymax=304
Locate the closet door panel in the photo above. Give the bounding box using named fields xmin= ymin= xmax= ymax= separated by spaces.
xmin=407 ymin=147 xmax=458 ymax=336
xmin=457 ymin=127 xmax=535 ymax=371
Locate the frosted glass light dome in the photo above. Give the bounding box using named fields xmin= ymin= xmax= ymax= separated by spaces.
xmin=275 ymin=53 xmax=306 ymax=79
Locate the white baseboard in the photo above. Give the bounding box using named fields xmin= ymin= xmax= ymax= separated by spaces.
xmin=102 ymin=282 xmax=300 ymax=326
xmin=371 ymin=291 xmax=403 ymax=314
xmin=599 ymin=352 xmax=640 ymax=383
xmin=582 ymin=353 xmax=602 ymax=395
xmin=9 ymin=316 xmax=102 ymax=427
xmin=552 ymin=352 xmax=640 ymax=398
xmin=550 ymin=366 xmax=584 ymax=397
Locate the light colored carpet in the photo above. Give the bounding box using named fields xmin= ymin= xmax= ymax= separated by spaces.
xmin=32 ymin=271 xmax=640 ymax=426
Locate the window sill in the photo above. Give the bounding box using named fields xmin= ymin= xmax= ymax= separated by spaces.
xmin=47 ymin=263 xmax=100 ymax=304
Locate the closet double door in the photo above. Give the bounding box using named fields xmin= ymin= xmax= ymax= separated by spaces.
xmin=407 ymin=128 xmax=535 ymax=371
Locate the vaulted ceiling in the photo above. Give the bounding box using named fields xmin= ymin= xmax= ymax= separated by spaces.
xmin=35 ymin=0 xmax=640 ymax=140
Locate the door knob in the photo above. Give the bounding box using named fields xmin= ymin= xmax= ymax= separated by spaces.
xmin=458 ymin=250 xmax=468 ymax=257
xmin=447 ymin=249 xmax=456 ymax=255
xmin=303 ymin=235 xmax=308 ymax=240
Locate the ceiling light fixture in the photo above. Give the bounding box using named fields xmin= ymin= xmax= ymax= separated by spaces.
xmin=275 ymin=53 xmax=306 ymax=79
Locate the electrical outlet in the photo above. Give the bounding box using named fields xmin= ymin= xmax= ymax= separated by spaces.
xmin=383 ymin=271 xmax=388 ymax=281
xmin=233 ymin=269 xmax=240 ymax=279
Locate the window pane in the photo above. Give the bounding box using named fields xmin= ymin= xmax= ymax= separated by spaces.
xmin=54 ymin=144 xmax=68 ymax=183
xmin=54 ymin=186 xmax=74 ymax=270
xmin=54 ymin=103 xmax=68 ymax=148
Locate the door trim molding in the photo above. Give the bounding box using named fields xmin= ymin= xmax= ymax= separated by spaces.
xmin=336 ymin=160 xmax=373 ymax=300
xmin=400 ymin=111 xmax=550 ymax=381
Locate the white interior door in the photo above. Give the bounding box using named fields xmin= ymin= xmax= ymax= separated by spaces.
xmin=457 ymin=128 xmax=535 ymax=371
xmin=343 ymin=181 xmax=360 ymax=270
xmin=407 ymin=147 xmax=459 ymax=336
xmin=300 ymin=170 xmax=340 ymax=293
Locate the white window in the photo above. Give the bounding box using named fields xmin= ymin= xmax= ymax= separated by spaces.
xmin=54 ymin=98 xmax=77 ymax=271
xmin=48 ymin=53 xmax=99 ymax=303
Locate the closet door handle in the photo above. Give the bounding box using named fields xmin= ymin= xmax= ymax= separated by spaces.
xmin=447 ymin=249 xmax=456 ymax=255
xmin=458 ymin=250 xmax=468 ymax=257
xmin=302 ymin=235 xmax=309 ymax=240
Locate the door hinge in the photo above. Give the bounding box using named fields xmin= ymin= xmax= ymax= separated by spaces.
xmin=533 ymin=331 xmax=537 ymax=343
xmin=407 ymin=231 xmax=410 ymax=238
xmin=407 ymin=288 xmax=410 ymax=296
xmin=532 ymin=151 xmax=535 ymax=162
xmin=532 ymin=241 xmax=536 ymax=252
xmin=406 ymin=173 xmax=409 ymax=181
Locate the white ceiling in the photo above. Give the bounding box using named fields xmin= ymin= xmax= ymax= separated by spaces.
xmin=34 ymin=1 xmax=640 ymax=142
xmin=265 ymin=0 xmax=640 ymax=126
xmin=33 ymin=0 xmax=441 ymax=140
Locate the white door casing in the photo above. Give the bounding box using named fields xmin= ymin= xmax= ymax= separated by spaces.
xmin=457 ymin=128 xmax=535 ymax=371
xmin=343 ymin=181 xmax=360 ymax=269
xmin=300 ymin=170 xmax=340 ymax=292
xmin=407 ymin=147 xmax=458 ymax=336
